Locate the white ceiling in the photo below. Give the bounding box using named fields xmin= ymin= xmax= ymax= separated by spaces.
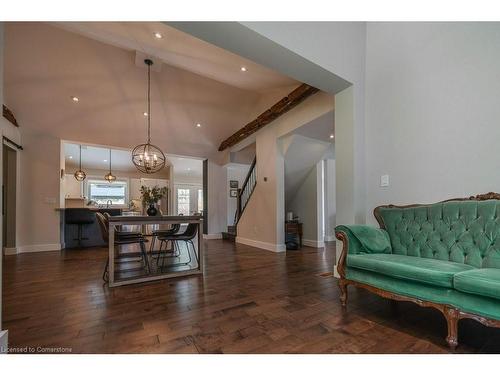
xmin=64 ymin=143 xmax=138 ymax=172
xmin=64 ymin=142 xmax=203 ymax=182
xmin=53 ymin=22 xmax=298 ymax=93
xmin=4 ymin=23 xmax=300 ymax=162
xmin=292 ymin=110 xmax=335 ymax=142
xmin=169 ymin=155 xmax=203 ymax=181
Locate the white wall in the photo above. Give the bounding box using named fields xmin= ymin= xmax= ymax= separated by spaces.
xmin=286 ymin=161 xmax=324 ymax=247
xmin=17 ymin=128 xmax=61 ymax=252
xmin=242 ymin=22 xmax=367 ymax=227
xmin=365 ymin=22 xmax=500 ymax=224
xmin=324 ymin=158 xmax=336 ymax=241
xmin=206 ymin=160 xmax=227 ymax=237
xmin=236 ymin=92 xmax=334 ymax=251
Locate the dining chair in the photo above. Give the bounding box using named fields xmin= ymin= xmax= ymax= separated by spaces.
xmin=96 ymin=212 xmax=150 ymax=282
xmin=150 ymin=223 xmax=181 ymax=256
xmin=157 ymin=223 xmax=199 ymax=268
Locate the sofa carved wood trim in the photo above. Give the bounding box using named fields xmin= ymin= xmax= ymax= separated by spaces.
xmin=336 ymin=192 xmax=500 ymax=349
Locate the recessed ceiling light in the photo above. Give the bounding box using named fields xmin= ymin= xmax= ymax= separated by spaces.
xmin=103 ymin=159 xmax=107 ymax=163
xmin=196 ymin=123 xmax=201 ymax=128
xmin=154 ymin=32 xmax=163 ymax=39
xmin=68 ymin=156 xmax=73 ymax=159
xmin=240 ymin=66 xmax=247 ymax=72
xmin=330 ymin=134 xmax=335 ymax=139
xmin=143 ymin=112 xmax=148 ymax=117
xmin=71 ymin=96 xmax=79 ymax=102
xmin=187 ymin=168 xmax=191 ymax=171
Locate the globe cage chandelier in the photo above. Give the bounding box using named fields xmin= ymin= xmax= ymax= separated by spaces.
xmin=132 ymin=59 xmax=166 ymax=174
xmin=74 ymin=144 xmax=86 ymax=181
xmin=104 ymin=149 xmax=116 ymax=182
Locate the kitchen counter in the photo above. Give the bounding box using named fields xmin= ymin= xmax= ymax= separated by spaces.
xmin=57 ymin=207 xmax=141 ymax=249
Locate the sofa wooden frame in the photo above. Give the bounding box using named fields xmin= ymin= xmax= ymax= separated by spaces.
xmin=336 ymin=192 xmax=500 ymax=349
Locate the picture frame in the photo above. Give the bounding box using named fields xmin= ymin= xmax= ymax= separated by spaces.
xmin=229 ymin=180 xmax=238 ymax=188
xmin=230 ymin=189 xmax=238 ymax=198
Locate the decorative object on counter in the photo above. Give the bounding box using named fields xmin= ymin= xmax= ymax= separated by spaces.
xmin=229 ymin=180 xmax=238 ymax=188
xmin=74 ymin=144 xmax=86 ymax=181
xmin=229 ymin=189 xmax=238 ymax=198
xmin=132 ymin=59 xmax=166 ymax=174
xmin=104 ymin=148 xmax=117 ymax=182
xmin=129 ymin=199 xmax=142 ymax=212
xmin=140 ymin=185 xmax=167 ymax=216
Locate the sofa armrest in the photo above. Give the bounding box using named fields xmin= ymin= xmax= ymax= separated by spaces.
xmin=335 ymin=225 xmax=392 ymax=278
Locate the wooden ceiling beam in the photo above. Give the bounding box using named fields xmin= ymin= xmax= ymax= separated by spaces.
xmin=3 ymin=105 xmax=19 ymax=127
xmin=218 ymin=83 xmax=319 ymax=151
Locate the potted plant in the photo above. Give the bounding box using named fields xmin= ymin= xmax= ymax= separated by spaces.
xmin=140 ymin=185 xmax=168 ymax=216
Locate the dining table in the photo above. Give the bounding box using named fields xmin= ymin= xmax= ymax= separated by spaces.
xmin=107 ymin=215 xmax=203 ymax=287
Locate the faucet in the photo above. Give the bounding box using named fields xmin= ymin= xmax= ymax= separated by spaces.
xmin=106 ymin=200 xmax=112 ymax=208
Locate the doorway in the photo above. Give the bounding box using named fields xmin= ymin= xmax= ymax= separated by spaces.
xmin=2 ymin=143 xmax=17 ymax=254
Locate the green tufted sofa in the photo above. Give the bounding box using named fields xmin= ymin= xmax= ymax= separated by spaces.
xmin=335 ymin=193 xmax=500 ymax=348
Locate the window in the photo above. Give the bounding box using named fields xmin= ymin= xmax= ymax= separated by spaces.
xmin=88 ymin=180 xmax=127 ymax=206
xmin=177 ymin=188 xmax=190 ymax=215
xmin=198 ymin=189 xmax=203 ymax=213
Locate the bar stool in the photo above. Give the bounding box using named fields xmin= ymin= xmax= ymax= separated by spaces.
xmin=95 ymin=212 xmax=150 ymax=282
xmin=65 ymin=208 xmax=95 ymax=248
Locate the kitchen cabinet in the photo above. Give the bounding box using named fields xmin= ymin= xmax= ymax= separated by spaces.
xmin=129 ymin=178 xmax=142 ymax=201
xmin=64 ymin=174 xmax=83 ymax=198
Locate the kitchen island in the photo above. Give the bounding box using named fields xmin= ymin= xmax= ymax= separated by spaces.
xmin=56 ymin=207 xmax=140 ymax=249
xmin=107 ymin=215 xmax=203 ymax=287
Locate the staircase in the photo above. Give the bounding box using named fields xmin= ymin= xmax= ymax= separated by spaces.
xmin=222 ymin=157 xmax=257 ymax=241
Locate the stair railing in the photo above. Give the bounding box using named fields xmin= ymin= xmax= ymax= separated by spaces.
xmin=235 ymin=156 xmax=257 ymax=225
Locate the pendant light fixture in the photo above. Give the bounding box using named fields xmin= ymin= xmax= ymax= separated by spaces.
xmin=132 ymin=59 xmax=166 ymax=174
xmin=104 ymin=149 xmax=116 ymax=182
xmin=74 ymin=145 xmax=86 ymax=181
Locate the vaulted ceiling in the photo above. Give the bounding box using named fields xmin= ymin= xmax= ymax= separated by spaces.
xmin=4 ymin=22 xmax=299 ymax=161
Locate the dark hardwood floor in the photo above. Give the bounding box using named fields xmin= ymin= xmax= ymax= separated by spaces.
xmin=2 ymin=240 xmax=500 ymax=353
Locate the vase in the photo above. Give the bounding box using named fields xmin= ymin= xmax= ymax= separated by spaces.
xmin=146 ymin=204 xmax=157 ymax=216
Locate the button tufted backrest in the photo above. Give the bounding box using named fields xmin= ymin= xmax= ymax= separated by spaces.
xmin=375 ymin=199 xmax=500 ymax=268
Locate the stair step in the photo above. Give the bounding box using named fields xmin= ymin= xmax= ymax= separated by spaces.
xmin=222 ymin=231 xmax=236 ymax=242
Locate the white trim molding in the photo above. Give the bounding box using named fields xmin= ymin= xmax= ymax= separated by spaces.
xmin=0 ymin=330 xmax=8 ymax=354
xmin=236 ymin=236 xmax=286 ymax=253
xmin=9 ymin=243 xmax=61 ymax=255
xmin=203 ymin=233 xmax=222 ymax=240
xmin=302 ymin=239 xmax=325 ymax=248
xmin=3 ymin=247 xmax=17 ymax=256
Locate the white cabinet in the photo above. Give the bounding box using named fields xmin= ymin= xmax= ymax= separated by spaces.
xmin=64 ymin=174 xmax=82 ymax=198
xmin=129 ymin=178 xmax=142 ymax=201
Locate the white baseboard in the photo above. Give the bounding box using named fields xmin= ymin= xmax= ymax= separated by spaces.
xmin=236 ymin=236 xmax=286 ymax=252
xmin=203 ymin=233 xmax=222 ymax=240
xmin=0 ymin=330 xmax=8 ymax=354
xmin=9 ymin=243 xmax=61 ymax=255
xmin=324 ymin=235 xmax=336 ymax=242
xmin=3 ymin=247 xmax=17 ymax=256
xmin=302 ymin=239 xmax=325 ymax=248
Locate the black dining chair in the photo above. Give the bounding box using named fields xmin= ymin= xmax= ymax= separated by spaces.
xmin=96 ymin=212 xmax=150 ymax=282
xmin=157 ymin=223 xmax=199 ymax=268
xmin=150 ymin=224 xmax=181 ymax=256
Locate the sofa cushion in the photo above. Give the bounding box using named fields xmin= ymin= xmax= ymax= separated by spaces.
xmin=376 ymin=200 xmax=500 ymax=268
xmin=454 ymin=268 xmax=500 ymax=300
xmin=347 ymin=253 xmax=474 ymax=288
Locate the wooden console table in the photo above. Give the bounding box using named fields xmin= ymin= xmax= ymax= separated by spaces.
xmin=285 ymin=221 xmax=303 ymax=247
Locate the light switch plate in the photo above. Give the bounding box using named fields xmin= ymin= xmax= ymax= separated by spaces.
xmin=380 ymin=175 xmax=390 ymax=187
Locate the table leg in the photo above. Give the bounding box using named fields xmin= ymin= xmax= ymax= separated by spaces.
xmin=198 ymin=222 xmax=203 ymax=273
xmin=109 ymin=223 xmax=115 ymax=287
